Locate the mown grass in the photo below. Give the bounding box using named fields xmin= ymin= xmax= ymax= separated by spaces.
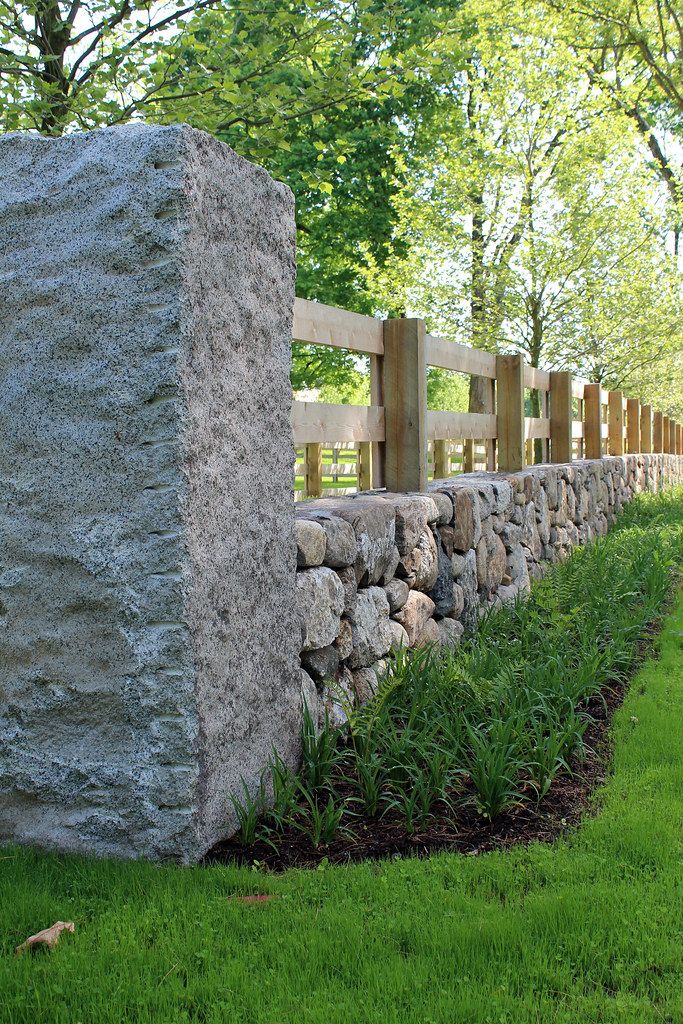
xmin=1 ymin=491 xmax=683 ymax=1024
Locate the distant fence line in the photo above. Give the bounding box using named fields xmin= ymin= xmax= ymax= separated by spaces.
xmin=291 ymin=296 xmax=682 ymax=500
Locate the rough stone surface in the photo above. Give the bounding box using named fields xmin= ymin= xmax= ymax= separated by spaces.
xmin=427 ymin=542 xmax=455 ymax=618
xmin=334 ymin=565 xmax=358 ymax=616
xmin=451 ymin=488 xmax=482 ymax=551
xmin=301 ymin=496 xmax=396 ymax=585
xmin=301 ymin=670 xmax=322 ymax=733
xmin=384 ymin=578 xmax=410 ymax=614
xmin=398 ymin=527 xmax=439 ymax=590
xmin=0 ymin=124 xmax=300 ymax=863
xmin=301 ymin=644 xmax=339 ymax=681
xmin=437 ymin=618 xmax=465 ymax=647
xmin=394 ymin=591 xmax=436 ymax=647
xmin=347 ymin=586 xmax=393 ymax=668
xmin=295 ymin=519 xmax=326 ymax=568
xmin=334 ymin=617 xmax=353 ymax=661
xmin=297 ymin=512 xmax=356 ymax=568
xmin=297 ymin=567 xmax=345 ymax=651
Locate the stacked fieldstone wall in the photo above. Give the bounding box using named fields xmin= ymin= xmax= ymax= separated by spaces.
xmin=295 ymin=454 xmax=683 ymax=726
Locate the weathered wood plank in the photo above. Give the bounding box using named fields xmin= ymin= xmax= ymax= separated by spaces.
xmin=523 ymin=364 xmax=551 ymax=391
xmin=304 ymin=442 xmax=323 ymax=498
xmin=640 ymin=404 xmax=652 ymax=453
xmin=550 ymin=371 xmax=573 ymax=463
xmin=357 ymin=441 xmax=372 ymax=491
xmin=607 ymin=390 xmax=624 ymax=456
xmin=653 ymin=410 xmax=664 ymax=452
xmin=292 ymin=297 xmax=384 ymax=355
xmin=626 ymin=397 xmax=641 ymax=454
xmin=292 ymin=402 xmax=385 ymax=444
xmin=425 ymin=334 xmax=496 ymax=378
xmin=383 ymin=318 xmax=428 ymax=491
xmin=524 ymin=416 xmax=551 ymax=440
xmin=427 ymin=410 xmax=498 ymax=442
xmin=584 ymin=383 xmax=603 ymax=459
xmin=496 ymin=354 xmax=525 ymax=472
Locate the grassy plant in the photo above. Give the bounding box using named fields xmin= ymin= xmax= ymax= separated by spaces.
xmin=229 ymin=778 xmax=267 ymax=846
xmin=465 ymin=718 xmax=527 ymax=818
xmin=292 ymin=787 xmax=346 ymax=848
xmin=300 ymin=702 xmax=346 ymax=792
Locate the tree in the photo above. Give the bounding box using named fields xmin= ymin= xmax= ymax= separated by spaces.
xmin=542 ymin=0 xmax=683 ymax=251
xmin=363 ymin=0 xmax=683 ymax=422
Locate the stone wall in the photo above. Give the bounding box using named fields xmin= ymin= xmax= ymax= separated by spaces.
xmin=0 ymin=124 xmax=300 ymax=863
xmin=295 ymin=455 xmax=683 ymax=726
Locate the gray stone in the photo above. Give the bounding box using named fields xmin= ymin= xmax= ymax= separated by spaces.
xmin=439 ymin=525 xmax=455 ymax=557
xmin=384 ymin=577 xmax=410 ymax=614
xmin=351 ymin=667 xmax=379 ymax=705
xmin=437 ymin=618 xmax=464 ymax=646
xmin=0 ymin=124 xmax=300 ymax=863
xmin=380 ymin=545 xmax=401 ymax=585
xmin=334 ymin=617 xmax=354 ymax=661
xmin=398 ymin=527 xmax=439 ymax=590
xmin=297 ymin=567 xmax=345 ymax=651
xmin=459 ymin=549 xmax=479 ymax=630
xmin=301 ymin=644 xmax=339 ymax=681
xmin=521 ymin=501 xmax=542 ymax=559
xmin=429 ymin=490 xmax=454 ymax=526
xmin=322 ymin=668 xmax=355 ymax=729
xmin=302 ymin=496 xmax=396 ymax=585
xmin=451 ymin=553 xmax=466 ymax=577
xmin=347 ymin=586 xmax=393 ymax=669
xmin=388 ymin=619 xmax=409 ymax=651
xmin=301 ymin=670 xmax=324 ymax=735
xmin=427 ymin=542 xmax=455 ymax=618
xmin=451 ymin=488 xmax=482 ymax=551
xmin=415 ymin=617 xmax=440 ymax=647
xmin=297 ymin=512 xmax=356 ymax=568
xmin=449 ymin=583 xmax=465 ymax=620
xmin=394 ymin=590 xmax=436 ymax=647
xmin=334 ymin=565 xmax=358 ymax=616
xmin=295 ymin=519 xmax=326 ymax=568
xmin=383 ymin=494 xmax=439 ymax=555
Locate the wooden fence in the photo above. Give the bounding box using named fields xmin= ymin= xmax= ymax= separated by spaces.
xmin=291 ymin=297 xmax=683 ymax=499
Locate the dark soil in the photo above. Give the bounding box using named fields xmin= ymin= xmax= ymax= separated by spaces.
xmin=207 ymin=624 xmax=661 ymax=872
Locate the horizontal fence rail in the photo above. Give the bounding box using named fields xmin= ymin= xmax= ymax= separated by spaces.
xmin=291 ymin=298 xmax=681 ymax=499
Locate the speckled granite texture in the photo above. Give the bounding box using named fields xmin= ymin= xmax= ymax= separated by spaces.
xmin=0 ymin=124 xmax=300 ymax=862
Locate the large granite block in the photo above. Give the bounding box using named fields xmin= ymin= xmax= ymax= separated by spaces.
xmin=0 ymin=124 xmax=300 ymax=862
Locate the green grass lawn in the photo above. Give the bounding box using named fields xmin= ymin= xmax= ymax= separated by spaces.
xmin=2 ymin=588 xmax=683 ymax=1022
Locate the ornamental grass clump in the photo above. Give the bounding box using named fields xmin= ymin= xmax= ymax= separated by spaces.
xmin=230 ymin=489 xmax=683 ymax=860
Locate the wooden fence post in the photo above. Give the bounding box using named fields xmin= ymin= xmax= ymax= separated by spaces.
xmin=663 ymin=416 xmax=671 ymax=453
xmin=304 ymin=442 xmax=323 ymax=498
xmin=653 ymin=410 xmax=663 ymax=453
xmin=383 ymin=318 xmax=428 ymax=492
xmin=433 ymin=439 xmax=449 ymax=479
xmin=669 ymin=419 xmax=676 ymax=454
xmin=640 ymin=404 xmax=652 ymax=453
xmin=369 ymin=353 xmax=384 ymax=488
xmin=583 ymin=383 xmax=603 ymax=459
xmin=496 ymin=354 xmax=525 ymax=472
xmin=626 ymin=398 xmax=641 ymax=454
xmin=357 ymin=441 xmax=372 ymax=491
xmin=678 ymin=423 xmax=682 ymax=455
xmin=550 ymin=371 xmax=573 ymax=464
xmin=607 ymin=390 xmax=624 ymax=456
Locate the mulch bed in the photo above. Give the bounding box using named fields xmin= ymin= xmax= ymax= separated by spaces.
xmin=206 ymin=623 xmax=661 ymax=872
